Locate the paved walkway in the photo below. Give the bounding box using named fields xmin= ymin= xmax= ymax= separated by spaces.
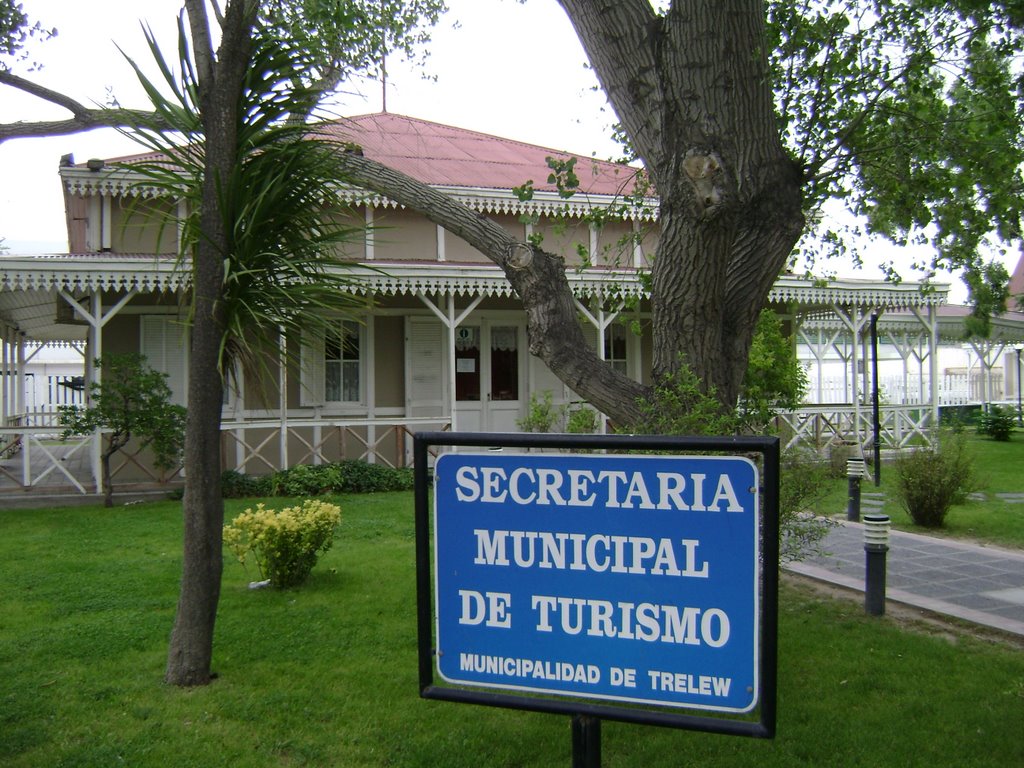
xmin=786 ymin=505 xmax=1024 ymax=638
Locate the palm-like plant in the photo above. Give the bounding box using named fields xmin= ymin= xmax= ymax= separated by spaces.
xmin=121 ymin=14 xmax=366 ymax=387
xmin=115 ymin=12 xmax=371 ymax=686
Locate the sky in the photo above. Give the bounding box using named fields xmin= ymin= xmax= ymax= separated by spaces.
xmin=0 ymin=0 xmax=1015 ymax=304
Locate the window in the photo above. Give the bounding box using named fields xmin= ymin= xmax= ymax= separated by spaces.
xmin=325 ymin=320 xmax=361 ymax=402
xmin=605 ymin=324 xmax=628 ymax=375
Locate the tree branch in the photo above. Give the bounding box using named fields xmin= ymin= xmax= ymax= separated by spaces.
xmin=335 ymin=148 xmax=649 ymax=423
xmin=556 ymin=0 xmax=662 ymax=172
xmin=0 ymin=70 xmax=165 ymax=142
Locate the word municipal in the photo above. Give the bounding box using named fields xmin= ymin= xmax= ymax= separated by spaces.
xmin=472 ymin=529 xmax=710 ymax=578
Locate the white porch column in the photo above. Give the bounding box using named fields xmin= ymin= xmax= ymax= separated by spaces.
xmin=575 ymin=298 xmax=625 ymax=433
xmin=15 ymin=333 xmax=25 ymax=419
xmin=909 ymin=305 xmax=941 ymax=428
xmin=929 ymin=306 xmax=940 ymax=428
xmin=416 ymin=291 xmax=484 ymax=434
xmin=279 ymin=327 xmax=288 ymax=469
xmin=88 ymin=291 xmax=103 ymax=491
xmin=832 ymin=304 xmax=873 ymax=451
xmin=632 ymin=220 xmax=644 ymax=268
xmin=365 ymin=206 xmax=375 ymax=261
xmin=365 ymin=314 xmax=376 ymax=463
xmin=968 ymin=337 xmax=1005 ymax=406
xmin=2 ymin=324 xmax=10 ymax=425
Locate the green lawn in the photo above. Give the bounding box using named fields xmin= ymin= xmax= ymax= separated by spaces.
xmin=1 ymin=492 xmax=1022 ymax=767
xmin=816 ymin=434 xmax=1024 ymax=548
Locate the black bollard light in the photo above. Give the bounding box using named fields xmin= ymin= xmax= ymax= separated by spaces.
xmin=846 ymin=457 xmax=865 ymax=522
xmin=863 ymin=513 xmax=890 ymax=616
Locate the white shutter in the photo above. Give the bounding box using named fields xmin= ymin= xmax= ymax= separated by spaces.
xmin=140 ymin=316 xmax=187 ymax=406
xmin=405 ymin=318 xmax=446 ymax=417
xmin=300 ymin=330 xmax=325 ymax=406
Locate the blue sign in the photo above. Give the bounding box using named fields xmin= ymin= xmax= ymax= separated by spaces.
xmin=433 ymin=451 xmax=761 ymax=713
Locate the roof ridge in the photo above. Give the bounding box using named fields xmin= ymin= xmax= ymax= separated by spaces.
xmin=337 ymin=111 xmax=630 ymax=170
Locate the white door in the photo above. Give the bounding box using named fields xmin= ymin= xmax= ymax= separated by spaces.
xmin=454 ymin=322 xmax=523 ymax=433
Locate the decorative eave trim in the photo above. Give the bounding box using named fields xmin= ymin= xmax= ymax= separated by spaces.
xmin=335 ymin=184 xmax=659 ymax=222
xmin=1 ymin=255 xmax=952 ymax=310
xmin=0 ymin=255 xmax=187 ymax=293
xmin=61 ymin=167 xmax=166 ymax=200
xmin=59 ymin=167 xmax=660 ymax=221
xmin=341 ymin=263 xmax=650 ymax=301
xmin=772 ymin=276 xmax=948 ymax=308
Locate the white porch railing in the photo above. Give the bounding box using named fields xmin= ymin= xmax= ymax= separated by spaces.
xmin=776 ymin=403 xmax=937 ymax=453
xmin=0 ymin=403 xmax=954 ymax=496
xmin=806 ymin=373 xmax=1003 ymax=406
xmin=221 ymin=416 xmax=452 ymax=473
xmin=0 ymin=425 xmax=92 ymax=493
xmin=0 ymin=416 xmax=453 ymax=495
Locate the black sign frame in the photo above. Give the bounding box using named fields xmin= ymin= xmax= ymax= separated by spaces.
xmin=414 ymin=431 xmax=779 ymax=739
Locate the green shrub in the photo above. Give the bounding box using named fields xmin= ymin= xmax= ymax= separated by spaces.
xmin=223 ymin=499 xmax=341 ymax=588
xmin=518 ymin=391 xmax=565 ymax=432
xmin=269 ymin=463 xmax=341 ymax=496
xmin=629 ymin=362 xmax=831 ymax=562
xmin=893 ymin=433 xmax=978 ymax=528
xmin=565 ymin=405 xmax=598 ymax=434
xmin=826 ymin=442 xmax=855 ymax=479
xmin=334 ymin=459 xmax=414 ymax=493
xmin=221 ymin=469 xmax=272 ymax=498
xmin=976 ymin=405 xmax=1016 ymax=441
xmin=629 ymin=363 xmax=742 ymax=436
xmin=250 ymin=460 xmax=414 ymax=498
xmin=779 ymin=449 xmax=835 ymax=563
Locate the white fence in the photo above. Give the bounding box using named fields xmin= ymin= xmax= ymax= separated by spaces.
xmin=805 ymin=373 xmax=997 ymax=406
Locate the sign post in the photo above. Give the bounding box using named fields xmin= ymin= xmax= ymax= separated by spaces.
xmin=414 ymin=432 xmax=779 ymax=760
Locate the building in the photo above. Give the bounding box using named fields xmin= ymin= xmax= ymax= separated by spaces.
xmin=2 ymin=112 xmax=1012 ymax=496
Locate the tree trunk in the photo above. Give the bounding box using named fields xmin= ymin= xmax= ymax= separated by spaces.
xmin=559 ymin=0 xmax=806 ymax=407
xmin=163 ymin=240 xmax=226 ymax=685
xmin=164 ymin=0 xmax=254 ymax=687
xmin=101 ymin=452 xmax=114 ymax=508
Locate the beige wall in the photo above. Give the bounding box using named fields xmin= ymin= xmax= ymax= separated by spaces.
xmin=374 ymin=316 xmax=404 ymax=408
xmin=102 ymin=314 xmax=140 ymax=356
xmin=372 ymin=208 xmax=437 ymax=261
xmin=111 ymin=199 xmax=178 ymax=254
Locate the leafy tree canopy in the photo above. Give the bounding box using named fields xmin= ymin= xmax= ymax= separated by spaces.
xmin=0 ymin=0 xmax=53 ymax=66
xmin=767 ymin=0 xmax=1024 ymax=313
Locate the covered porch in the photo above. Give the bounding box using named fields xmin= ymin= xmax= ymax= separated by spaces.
xmin=1 ymin=253 xmax=979 ymax=496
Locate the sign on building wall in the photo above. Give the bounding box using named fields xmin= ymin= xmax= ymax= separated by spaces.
xmin=415 ymin=433 xmax=779 ymax=737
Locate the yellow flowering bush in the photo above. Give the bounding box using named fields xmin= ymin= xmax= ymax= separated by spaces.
xmin=223 ymin=499 xmax=341 ymax=588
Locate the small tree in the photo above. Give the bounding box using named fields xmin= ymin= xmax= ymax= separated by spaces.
xmin=740 ymin=308 xmax=808 ymax=430
xmin=893 ymin=433 xmax=979 ymax=528
xmin=976 ymin=405 xmax=1017 ymax=442
xmin=60 ymin=354 xmax=186 ymax=507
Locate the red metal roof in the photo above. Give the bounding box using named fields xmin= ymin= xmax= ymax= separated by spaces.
xmin=319 ymin=112 xmax=640 ymax=196
xmin=84 ymin=111 xmax=642 ymax=197
xmin=1010 ymin=252 xmax=1024 ymax=305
